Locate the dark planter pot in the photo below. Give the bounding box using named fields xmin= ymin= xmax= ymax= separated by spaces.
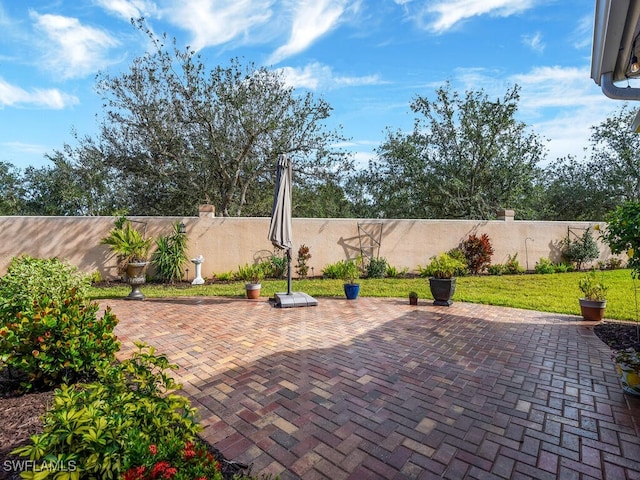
xmin=579 ymin=298 xmax=606 ymax=321
xmin=344 ymin=283 xmax=360 ymax=300
xmin=429 ymin=277 xmax=456 ymax=306
xmin=409 ymin=296 xmax=418 ymax=306
xmin=125 ymin=261 xmax=148 ymax=301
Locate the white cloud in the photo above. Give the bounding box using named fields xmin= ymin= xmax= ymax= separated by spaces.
xmin=522 ymin=31 xmax=545 ymax=53
xmin=572 ymin=15 xmax=594 ymax=50
xmin=94 ymin=0 xmax=157 ymax=20
xmin=268 ymin=0 xmax=349 ymax=64
xmin=423 ymin=0 xmax=536 ymax=33
xmin=452 ymin=65 xmax=620 ymax=163
xmin=161 ymin=0 xmax=273 ymax=51
xmin=0 ymin=77 xmax=79 ymax=109
xmin=30 ymin=11 xmax=121 ymax=79
xmin=278 ymin=62 xmax=383 ymax=90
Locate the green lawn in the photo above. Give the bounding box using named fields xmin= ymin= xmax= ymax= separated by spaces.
xmin=90 ymin=269 xmax=640 ymax=321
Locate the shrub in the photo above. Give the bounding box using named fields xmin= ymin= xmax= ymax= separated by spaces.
xmin=554 ymin=262 xmax=569 ymax=273
xmin=322 ymin=259 xmax=360 ymax=283
xmin=386 ymin=265 xmax=409 ymax=278
xmin=366 ymin=257 xmax=388 ymax=278
xmin=100 ymin=217 xmax=153 ymax=273
xmin=601 ymin=202 xmax=640 ymax=277
xmin=235 ymin=263 xmax=264 ymax=283
xmin=488 ymin=264 xmax=504 ymax=275
xmin=0 ymin=255 xmax=90 ymax=317
xmin=296 ymin=244 xmax=312 ymax=279
xmin=562 ymin=227 xmax=600 ymax=270
xmin=460 ymin=234 xmax=494 ymax=274
xmin=12 ymin=343 xmax=202 ymax=479
xmin=446 ymin=248 xmax=469 ymax=276
xmin=213 ymin=270 xmax=234 ymax=282
xmin=534 ymin=257 xmax=556 ymax=274
xmin=151 ymin=223 xmax=188 ymax=283
xmin=123 ymin=435 xmax=223 ymax=480
xmin=266 ymin=251 xmax=288 ymax=279
xmin=606 ymin=257 xmax=625 ymax=270
xmin=503 ymin=253 xmax=525 ymax=274
xmin=579 ymin=269 xmax=608 ymax=301
xmin=418 ymin=253 xmax=466 ymax=279
xmin=0 ymin=292 xmax=120 ymax=392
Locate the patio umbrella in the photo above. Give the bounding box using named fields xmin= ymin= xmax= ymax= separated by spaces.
xmin=267 ymin=154 xmax=317 ymax=307
xmin=268 ymin=154 xmax=293 ymax=295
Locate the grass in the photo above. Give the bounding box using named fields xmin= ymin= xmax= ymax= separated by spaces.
xmin=89 ymin=269 xmax=640 ymax=322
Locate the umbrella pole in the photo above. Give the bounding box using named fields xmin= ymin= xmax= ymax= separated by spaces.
xmin=287 ymin=249 xmax=292 ymax=295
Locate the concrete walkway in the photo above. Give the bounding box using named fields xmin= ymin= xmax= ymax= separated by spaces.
xmin=103 ymin=296 xmax=640 ymax=479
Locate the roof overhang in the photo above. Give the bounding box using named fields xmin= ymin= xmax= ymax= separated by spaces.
xmin=591 ymin=0 xmax=640 ymax=100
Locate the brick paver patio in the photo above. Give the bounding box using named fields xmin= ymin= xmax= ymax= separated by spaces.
xmin=103 ymin=296 xmax=640 ymax=479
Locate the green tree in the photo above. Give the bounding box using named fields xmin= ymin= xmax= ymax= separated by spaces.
xmin=0 ymin=161 xmax=25 ymax=215
xmin=351 ymin=83 xmax=546 ymax=219
xmin=94 ymin=20 xmax=350 ymax=217
xmin=22 ymin=139 xmax=122 ymax=216
xmin=542 ymin=106 xmax=640 ymax=221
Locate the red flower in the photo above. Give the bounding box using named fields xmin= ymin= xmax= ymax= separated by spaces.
xmin=183 ymin=447 xmax=196 ymax=460
xmin=149 ymin=444 xmax=158 ymax=455
xmin=150 ymin=461 xmax=170 ymax=479
xmin=122 ymin=466 xmax=146 ymax=480
xmin=162 ymin=467 xmax=177 ymax=479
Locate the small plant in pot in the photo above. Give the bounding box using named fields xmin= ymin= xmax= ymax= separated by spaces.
xmin=409 ymin=291 xmax=418 ymax=306
xmin=578 ymin=269 xmax=608 ymax=321
xmin=236 ymin=263 xmax=265 ymax=299
xmin=100 ymin=217 xmax=153 ymax=300
xmin=338 ymin=259 xmax=361 ymax=300
xmin=420 ymin=253 xmax=466 ymax=306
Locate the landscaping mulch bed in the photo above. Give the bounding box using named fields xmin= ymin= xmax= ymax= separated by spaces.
xmin=0 ymin=383 xmax=249 ymax=480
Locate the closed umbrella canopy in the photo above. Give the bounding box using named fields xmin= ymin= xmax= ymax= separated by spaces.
xmin=268 ymin=154 xmax=293 ymax=251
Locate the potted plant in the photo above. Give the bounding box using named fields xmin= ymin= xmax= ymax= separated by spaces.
xmin=339 ymin=259 xmax=361 ymax=300
xmin=409 ymin=291 xmax=418 ymax=306
xmin=237 ymin=263 xmax=264 ymax=299
xmin=100 ymin=217 xmax=152 ymax=300
xmin=421 ymin=253 xmax=466 ymax=306
xmin=578 ymin=269 xmax=608 ymax=321
xmin=597 ymin=201 xmax=640 ymax=395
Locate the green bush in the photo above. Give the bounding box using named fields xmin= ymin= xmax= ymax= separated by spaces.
xmin=446 ymin=248 xmax=469 ymax=276
xmin=12 ymin=343 xmax=202 ymax=479
xmin=235 ymin=263 xmax=264 ymax=283
xmin=0 ymin=292 xmax=120 ymax=392
xmin=0 ymin=255 xmax=90 ymax=317
xmin=488 ymin=264 xmax=504 ymax=275
xmin=418 ymin=253 xmax=466 ymax=279
xmin=266 ymin=251 xmax=288 ymax=279
xmin=534 ymin=257 xmax=556 ymax=274
xmin=503 ymin=253 xmax=525 ymax=274
xmin=322 ymin=259 xmax=360 ymax=283
xmin=562 ymin=227 xmax=599 ymax=270
xmin=151 ymin=223 xmax=188 ymax=283
xmin=601 ymin=202 xmax=640 ymax=277
xmin=386 ymin=265 xmax=408 ymax=278
xmin=365 ymin=257 xmax=388 ymax=278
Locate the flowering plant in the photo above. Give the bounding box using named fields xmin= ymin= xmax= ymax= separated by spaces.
xmin=612 ymin=348 xmax=640 ymax=370
xmin=122 ymin=435 xmax=223 ymax=480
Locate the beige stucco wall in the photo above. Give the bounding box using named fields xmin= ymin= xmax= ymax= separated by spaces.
xmin=0 ymin=214 xmax=610 ymax=280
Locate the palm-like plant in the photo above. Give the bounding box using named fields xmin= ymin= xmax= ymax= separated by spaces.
xmin=101 ymin=219 xmax=152 ymax=273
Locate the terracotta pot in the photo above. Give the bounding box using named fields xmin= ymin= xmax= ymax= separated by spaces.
xmin=579 ymin=298 xmax=606 ymax=321
xmin=409 ymin=296 xmax=418 ymax=305
xmin=245 ymin=283 xmax=261 ymax=299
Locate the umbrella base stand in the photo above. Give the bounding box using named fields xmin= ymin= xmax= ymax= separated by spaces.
xmin=274 ymin=292 xmax=318 ymax=308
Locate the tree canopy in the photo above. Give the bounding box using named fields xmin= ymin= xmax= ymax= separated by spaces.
xmin=92 ymin=21 xmax=350 ymax=217
xmin=349 ymin=83 xmax=546 ymax=219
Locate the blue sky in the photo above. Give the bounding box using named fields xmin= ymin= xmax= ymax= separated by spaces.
xmin=0 ymin=0 xmax=619 ymax=170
